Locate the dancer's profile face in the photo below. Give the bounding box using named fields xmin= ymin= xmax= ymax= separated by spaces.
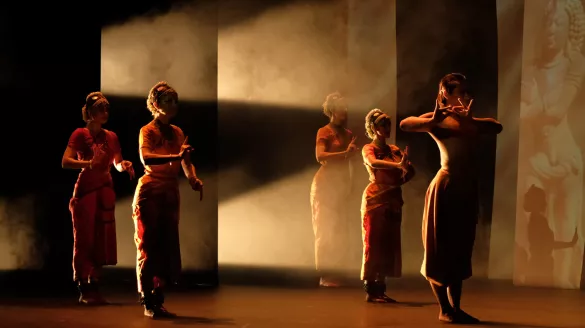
xmin=332 ymin=106 xmax=348 ymax=127
xmin=375 ymin=117 xmax=391 ymax=139
xmin=90 ymin=102 xmax=110 ymax=124
xmin=442 ymin=85 xmax=469 ymax=106
xmin=156 ymin=93 xmax=178 ymax=118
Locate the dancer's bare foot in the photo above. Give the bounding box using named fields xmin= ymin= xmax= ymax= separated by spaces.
xmin=438 ymin=310 xmax=455 ymax=323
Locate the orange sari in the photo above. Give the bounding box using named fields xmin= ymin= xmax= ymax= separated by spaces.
xmin=133 ymin=120 xmax=185 ymax=293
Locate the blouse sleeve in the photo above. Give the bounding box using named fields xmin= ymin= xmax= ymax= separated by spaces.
xmin=316 ymin=127 xmax=331 ymax=147
xmin=139 ymin=126 xmax=157 ymax=151
xmin=109 ymin=131 xmax=122 ymax=154
xmin=67 ymin=128 xmax=85 ymax=152
xmin=362 ymin=144 xmax=377 ymax=165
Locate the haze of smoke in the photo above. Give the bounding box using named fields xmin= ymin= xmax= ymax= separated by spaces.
xmin=218 ymin=0 xmax=348 ymax=108
xmin=0 ymin=196 xmax=43 ymax=270
xmin=346 ymin=0 xmax=398 ymax=144
xmin=101 ymin=1 xmax=217 ymax=102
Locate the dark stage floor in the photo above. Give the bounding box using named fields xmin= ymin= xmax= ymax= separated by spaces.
xmin=0 ymin=278 xmax=583 ymax=328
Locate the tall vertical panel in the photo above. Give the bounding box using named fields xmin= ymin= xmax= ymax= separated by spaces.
xmin=100 ymin=2 xmax=219 ymax=277
xmin=489 ymin=0 xmax=524 ymax=281
xmin=395 ymin=0 xmax=499 ymax=278
xmin=345 ymin=0 xmax=401 ymax=272
xmin=217 ymin=0 xmax=352 ymax=275
xmin=514 ymin=0 xmax=585 ymax=289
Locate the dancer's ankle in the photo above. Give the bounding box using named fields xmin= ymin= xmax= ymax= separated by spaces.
xmin=440 ymin=305 xmax=455 ymax=315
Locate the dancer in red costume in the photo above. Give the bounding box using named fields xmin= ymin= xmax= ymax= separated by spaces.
xmin=361 ymin=109 xmax=415 ymax=303
xmin=133 ymin=81 xmax=203 ymax=318
xmin=310 ymin=92 xmax=358 ymax=287
xmin=400 ymin=73 xmax=502 ymax=324
xmin=62 ymin=92 xmax=135 ymax=305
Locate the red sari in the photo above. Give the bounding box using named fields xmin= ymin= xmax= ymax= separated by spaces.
xmin=68 ymin=128 xmax=120 ymax=282
xmin=310 ymin=124 xmax=353 ymax=275
xmin=361 ymin=143 xmax=414 ymax=280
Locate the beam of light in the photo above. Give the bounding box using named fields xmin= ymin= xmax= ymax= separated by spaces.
xmin=218 ymin=168 xmax=318 ymax=270
xmin=100 ymin=3 xmax=217 ymax=102
xmin=218 ymin=1 xmax=348 ymax=109
xmin=346 ymin=0 xmax=397 ymax=142
xmin=217 ymin=165 xmax=426 ymax=276
xmin=114 ymin=171 xmax=217 ymax=271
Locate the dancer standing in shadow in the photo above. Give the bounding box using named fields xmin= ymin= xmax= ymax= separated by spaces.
xmin=524 ymin=184 xmax=578 ymax=286
xmin=360 ymin=109 xmax=415 ymax=303
xmin=133 ymin=81 xmax=203 ymax=318
xmin=400 ymin=73 xmax=502 ymax=324
xmin=62 ymin=92 xmax=135 ymax=305
xmin=310 ymin=92 xmax=358 ymax=287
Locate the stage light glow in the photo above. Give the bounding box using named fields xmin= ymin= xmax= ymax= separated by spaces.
xmin=100 ymin=4 xmax=217 ymax=102
xmin=218 ymin=2 xmax=348 ymax=109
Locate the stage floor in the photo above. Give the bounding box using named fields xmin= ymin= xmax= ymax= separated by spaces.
xmin=0 ymin=278 xmax=584 ymax=328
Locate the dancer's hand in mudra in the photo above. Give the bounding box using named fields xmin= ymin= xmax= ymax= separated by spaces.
xmin=179 ymin=137 xmax=195 ymax=161
xmin=90 ymin=146 xmax=108 ymax=170
xmin=453 ymin=98 xmax=474 ymax=118
xmin=346 ymin=136 xmax=358 ymax=157
xmin=432 ymin=101 xmax=453 ymax=123
xmin=399 ymin=146 xmax=410 ymax=175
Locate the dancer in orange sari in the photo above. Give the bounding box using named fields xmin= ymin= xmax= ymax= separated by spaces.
xmin=400 ymin=73 xmax=502 ymax=324
xmin=361 ymin=109 xmax=414 ymax=302
xmin=310 ymin=92 xmax=358 ymax=287
xmin=133 ymin=81 xmax=203 ymax=318
xmin=62 ymin=92 xmax=135 ymax=305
